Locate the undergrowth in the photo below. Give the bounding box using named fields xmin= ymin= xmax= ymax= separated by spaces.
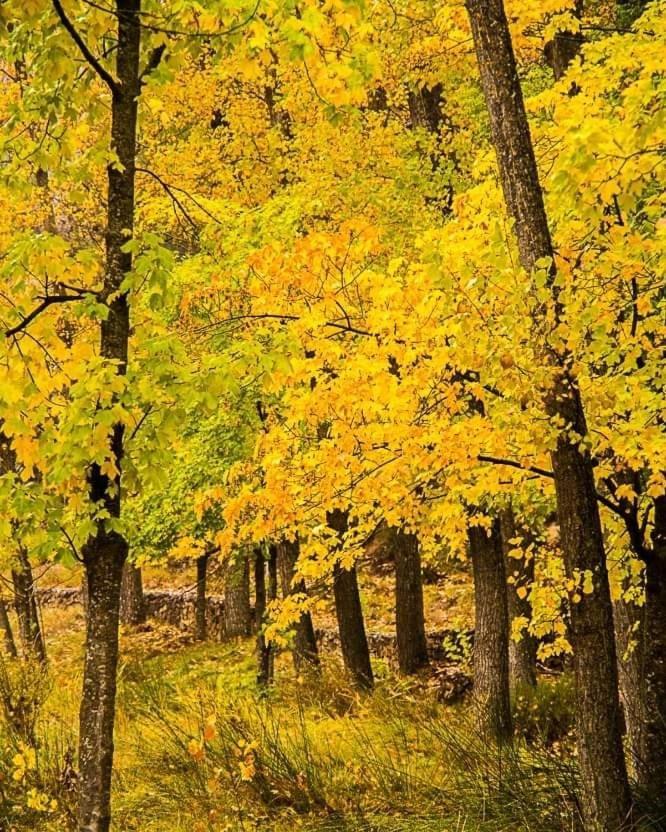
xmin=1 ymin=615 xmax=663 ymax=831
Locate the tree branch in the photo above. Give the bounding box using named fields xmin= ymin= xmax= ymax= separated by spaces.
xmin=52 ymin=0 xmax=120 ymax=96
xmin=5 ymin=294 xmax=86 ymax=338
xmin=140 ymin=43 xmax=166 ymax=84
xmin=477 ymin=454 xmax=625 ymax=518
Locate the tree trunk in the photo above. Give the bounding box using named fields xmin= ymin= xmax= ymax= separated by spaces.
xmin=333 ymin=564 xmax=374 ymax=691
xmin=267 ymin=544 xmax=277 ymax=682
xmin=12 ymin=549 xmax=46 ymax=663
xmin=468 ymin=518 xmax=512 ymax=742
xmin=328 ymin=509 xmax=373 ymax=691
xmin=76 ymin=2 xmax=142 ymax=829
xmin=0 ymin=599 xmax=17 ymax=658
xmin=79 ymin=540 xmax=126 ymax=832
xmin=637 ymin=495 xmax=666 ymax=799
xmin=277 ymin=539 xmax=320 ymax=671
xmin=500 ymin=507 xmax=537 ymax=688
xmin=392 ymin=529 xmax=429 ymax=675
xmin=195 ymin=553 xmax=209 ymax=642
xmin=119 ymin=562 xmax=145 ymax=626
xmin=224 ymin=554 xmax=251 ymax=638
xmin=614 ymin=592 xmax=648 ymax=784
xmin=544 ymin=0 xmax=583 ymax=82
xmin=255 ymin=548 xmax=270 ymax=686
xmin=465 ymin=2 xmax=632 ymax=826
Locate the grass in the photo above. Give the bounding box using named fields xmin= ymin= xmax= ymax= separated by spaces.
xmin=0 ymin=605 xmax=597 ymax=832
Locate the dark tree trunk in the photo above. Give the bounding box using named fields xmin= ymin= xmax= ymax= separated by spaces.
xmin=333 ymin=564 xmax=374 ymax=691
xmin=392 ymin=529 xmax=429 ymax=675
xmin=267 ymin=544 xmax=278 ymax=682
xmin=195 ymin=553 xmax=209 ymax=642
xmin=328 ymin=509 xmax=373 ymax=691
xmin=75 ymin=2 xmax=143 ymax=829
xmin=465 ymin=2 xmax=632 ymax=826
xmin=224 ymin=554 xmax=251 ymax=638
xmin=468 ymin=519 xmax=512 ymax=741
xmin=277 ymin=539 xmax=319 ymax=671
xmin=500 ymin=507 xmax=537 ymax=688
xmin=0 ymin=599 xmax=17 ymax=658
xmin=255 ymin=548 xmax=270 ymax=687
xmin=12 ymin=549 xmax=46 ymax=663
xmin=544 ymin=0 xmax=583 ymax=82
xmin=119 ymin=562 xmax=145 ymax=626
xmin=638 ymin=495 xmax=666 ymax=798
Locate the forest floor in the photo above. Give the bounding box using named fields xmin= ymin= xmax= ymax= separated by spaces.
xmin=1 ymin=588 xmax=583 ymax=832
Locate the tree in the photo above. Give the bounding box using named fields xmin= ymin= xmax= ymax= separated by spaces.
xmin=469 ymin=518 xmax=512 ymax=741
xmin=195 ymin=552 xmax=210 ymax=642
xmin=500 ymin=506 xmax=537 ymax=689
xmin=72 ymin=1 xmax=143 ymax=826
xmin=11 ymin=549 xmax=46 ymax=664
xmin=224 ymin=553 xmax=251 ymax=638
xmin=119 ymin=562 xmax=145 ymax=627
xmin=464 ymin=0 xmax=632 ymax=827
xmin=328 ymin=509 xmax=374 ymax=691
xmin=392 ymin=528 xmax=429 ymax=675
xmin=277 ymin=540 xmax=320 ymax=672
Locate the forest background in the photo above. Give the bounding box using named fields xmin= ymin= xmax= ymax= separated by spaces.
xmin=0 ymin=0 xmax=664 ymax=831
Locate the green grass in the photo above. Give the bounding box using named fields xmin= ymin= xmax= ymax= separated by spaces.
xmin=0 ymin=607 xmax=607 ymax=832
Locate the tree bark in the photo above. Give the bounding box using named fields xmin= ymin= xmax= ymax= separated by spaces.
xmin=267 ymin=544 xmax=277 ymax=682
xmin=277 ymin=539 xmax=320 ymax=671
xmin=637 ymin=495 xmax=666 ymax=798
xmin=0 ymin=598 xmax=17 ymax=658
xmin=119 ymin=562 xmax=145 ymax=626
xmin=544 ymin=0 xmax=583 ymax=82
xmin=79 ymin=539 xmax=126 ymax=832
xmin=468 ymin=518 xmax=512 ymax=742
xmin=328 ymin=509 xmax=374 ymax=691
xmin=224 ymin=554 xmax=251 ymax=638
xmin=465 ymin=1 xmax=632 ymax=826
xmin=195 ymin=553 xmax=209 ymax=642
xmin=614 ymin=592 xmax=648 ymax=785
xmin=392 ymin=529 xmax=429 ymax=675
xmin=12 ymin=549 xmax=46 ymax=663
xmin=500 ymin=507 xmax=537 ymax=688
xmin=332 ymin=564 xmax=374 ymax=691
xmin=255 ymin=547 xmax=270 ymax=686
xmin=76 ymin=2 xmax=142 ymax=829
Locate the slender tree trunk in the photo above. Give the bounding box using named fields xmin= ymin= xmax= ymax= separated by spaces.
xmin=277 ymin=539 xmax=319 ymax=671
xmin=614 ymin=592 xmax=648 ymax=784
xmin=468 ymin=518 xmax=512 ymax=741
xmin=392 ymin=529 xmax=429 ymax=674
xmin=500 ymin=507 xmax=537 ymax=688
xmin=0 ymin=599 xmax=17 ymax=658
xmin=255 ymin=548 xmax=270 ymax=686
xmin=12 ymin=549 xmax=46 ymax=663
xmin=328 ymin=509 xmax=373 ymax=691
xmin=119 ymin=562 xmax=145 ymax=626
xmin=267 ymin=544 xmax=277 ymax=682
xmin=465 ymin=2 xmax=632 ymax=826
xmin=638 ymin=495 xmax=666 ymax=798
xmin=224 ymin=554 xmax=251 ymax=638
xmin=195 ymin=553 xmax=209 ymax=642
xmin=75 ymin=2 xmax=143 ymax=829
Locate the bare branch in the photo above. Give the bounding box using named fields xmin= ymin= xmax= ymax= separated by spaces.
xmin=5 ymin=294 xmax=86 ymax=338
xmin=477 ymin=453 xmax=624 ymax=518
xmin=52 ymin=0 xmax=120 ymax=96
